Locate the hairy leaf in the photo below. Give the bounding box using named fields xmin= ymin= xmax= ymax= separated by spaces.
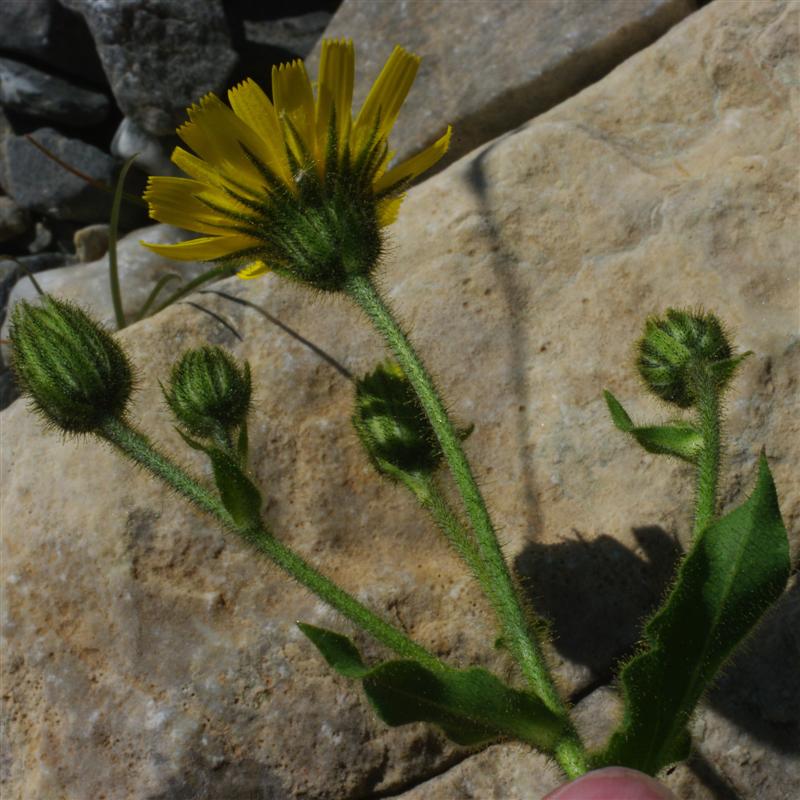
xmin=208 ymin=447 xmax=262 ymax=528
xmin=298 ymin=623 xmax=565 ymax=750
xmin=605 ymin=390 xmax=703 ymax=462
xmin=599 ymin=455 xmax=790 ymax=774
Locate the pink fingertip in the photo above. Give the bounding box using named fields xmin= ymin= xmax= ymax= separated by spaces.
xmin=543 ymin=767 xmax=677 ymax=800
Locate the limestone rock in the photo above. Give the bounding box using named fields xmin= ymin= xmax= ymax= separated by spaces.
xmin=307 ymin=0 xmax=696 ymax=174
xmin=63 ymin=0 xmax=238 ymax=136
xmin=0 ymin=57 xmax=110 ymax=126
xmin=2 ymin=1 xmax=798 ymax=798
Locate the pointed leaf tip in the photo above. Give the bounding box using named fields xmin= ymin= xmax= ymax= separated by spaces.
xmin=297 ymin=623 xmax=368 ymax=678
xmin=604 ymin=390 xmax=634 ymax=432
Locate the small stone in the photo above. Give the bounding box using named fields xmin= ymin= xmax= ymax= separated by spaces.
xmin=26 ymin=221 xmax=53 ymax=254
xmin=3 ymin=127 xmax=115 ymax=223
xmin=0 ymin=196 xmax=29 ymax=243
xmin=0 ymin=57 xmax=110 ymax=126
xmin=63 ymin=0 xmax=239 ymax=136
xmin=73 ymin=223 xmax=110 ymax=263
xmin=111 ymin=117 xmax=180 ymax=177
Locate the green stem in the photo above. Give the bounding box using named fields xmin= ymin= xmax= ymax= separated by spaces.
xmin=98 ymin=417 xmax=442 ymax=670
xmin=406 ymin=473 xmax=489 ymax=586
xmin=692 ymin=371 xmax=722 ymax=538
xmin=135 ymin=273 xmax=181 ymax=321
xmin=153 ymin=265 xmax=232 ymax=313
xmin=108 ymin=155 xmax=138 ymax=330
xmin=345 ymin=276 xmax=586 ymax=776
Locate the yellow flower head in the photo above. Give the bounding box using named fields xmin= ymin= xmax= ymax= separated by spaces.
xmin=142 ymin=40 xmax=451 ymax=292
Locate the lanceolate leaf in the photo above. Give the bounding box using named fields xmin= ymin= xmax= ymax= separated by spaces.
xmin=605 ymin=390 xmax=635 ymax=431
xmin=599 ymin=455 xmax=790 ymax=774
xmin=297 ymin=623 xmax=367 ymax=678
xmin=208 ymin=447 xmax=262 ymax=528
xmin=298 ymin=623 xmax=566 ymax=751
xmin=604 ymin=390 xmax=703 ymax=463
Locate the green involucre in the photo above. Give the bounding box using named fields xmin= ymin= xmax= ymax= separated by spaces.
xmin=10 ymin=296 xmax=134 ymax=433
xmin=637 ymin=309 xmax=744 ymax=408
xmin=210 ymin=112 xmax=387 ymax=292
xmin=163 ymin=346 xmax=252 ymax=439
xmin=353 ymin=360 xmax=442 ymax=479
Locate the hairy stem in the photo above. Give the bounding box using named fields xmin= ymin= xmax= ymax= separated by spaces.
xmin=692 ymin=371 xmax=722 ymax=538
xmin=345 ymin=276 xmax=586 ymax=777
xmin=98 ymin=416 xmax=443 ymax=670
xmin=406 ymin=472 xmax=489 ymax=586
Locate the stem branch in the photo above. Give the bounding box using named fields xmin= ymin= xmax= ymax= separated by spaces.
xmin=345 ymin=275 xmax=587 ymax=777
xmin=98 ymin=417 xmax=442 ymax=670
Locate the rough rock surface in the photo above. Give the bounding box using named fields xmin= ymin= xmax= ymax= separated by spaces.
xmin=2 ymin=1 xmax=798 ymax=799
xmin=307 ymin=0 xmax=696 ymax=174
xmin=0 ymin=0 xmax=104 ymax=84
xmin=1 ymin=127 xmax=116 ymax=222
xmin=0 ymin=57 xmax=110 ymax=126
xmin=243 ymin=11 xmax=332 ymax=60
xmin=63 ymin=0 xmax=239 ymax=136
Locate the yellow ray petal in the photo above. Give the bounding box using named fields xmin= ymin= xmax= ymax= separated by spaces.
xmin=352 ymin=46 xmax=419 ymax=151
xmin=377 ymin=194 xmax=405 ymax=227
xmin=171 ymin=146 xmax=224 ymax=187
xmin=140 ymin=233 xmax=262 ymax=262
xmin=228 ymin=78 xmax=292 ymax=186
xmin=272 ymin=60 xmax=315 ymax=163
xmin=315 ymin=39 xmax=355 ymax=167
xmin=144 ymin=177 xmax=238 ymax=235
xmin=178 ymin=94 xmax=274 ymax=193
xmin=169 ymin=147 xmax=263 ymax=211
xmin=373 ymin=125 xmax=452 ymax=193
xmin=237 ymin=260 xmax=271 ymax=279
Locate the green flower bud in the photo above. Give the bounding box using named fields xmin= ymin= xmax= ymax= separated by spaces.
xmin=9 ymin=296 xmax=134 ymax=433
xmin=163 ymin=347 xmax=252 ymax=439
xmin=353 ymin=361 xmax=441 ymax=480
xmin=637 ymin=309 xmax=746 ymax=407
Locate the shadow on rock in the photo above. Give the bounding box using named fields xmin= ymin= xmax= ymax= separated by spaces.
xmin=707 ymin=575 xmax=799 ymax=754
xmin=516 ymin=533 xmax=799 ymax=755
xmin=515 ymin=525 xmax=682 ymax=683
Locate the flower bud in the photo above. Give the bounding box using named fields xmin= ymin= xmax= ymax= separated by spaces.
xmin=163 ymin=346 xmax=251 ymax=439
xmin=9 ymin=296 xmax=134 ymax=433
xmin=637 ymin=309 xmax=744 ymax=407
xmin=353 ymin=361 xmax=441 ymax=480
